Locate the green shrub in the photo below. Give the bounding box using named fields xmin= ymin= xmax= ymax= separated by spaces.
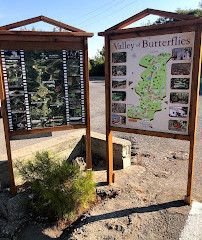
xmin=15 ymin=151 xmax=96 ymax=220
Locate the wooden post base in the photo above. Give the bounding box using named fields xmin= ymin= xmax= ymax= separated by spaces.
xmin=184 ymin=195 xmax=193 ymax=205
xmin=10 ymin=186 xmax=17 ymax=196
xmin=108 ymin=172 xmax=115 ymax=185
xmin=112 ymin=172 xmax=115 ymax=183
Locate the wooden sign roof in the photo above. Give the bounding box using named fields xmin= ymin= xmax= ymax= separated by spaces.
xmin=99 ymin=8 xmax=201 ymax=36
xmin=0 ymin=15 xmax=94 ymax=37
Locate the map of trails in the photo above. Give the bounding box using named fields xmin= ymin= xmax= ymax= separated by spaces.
xmin=24 ymin=50 xmax=66 ymax=128
xmin=128 ymin=52 xmax=171 ymax=121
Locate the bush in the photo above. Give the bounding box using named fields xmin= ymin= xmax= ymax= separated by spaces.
xmin=15 ymin=151 xmax=96 ymax=220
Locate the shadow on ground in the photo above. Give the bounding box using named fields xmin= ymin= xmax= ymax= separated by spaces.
xmin=59 ymin=200 xmax=186 ymax=239
xmin=73 ymin=200 xmax=186 ymax=224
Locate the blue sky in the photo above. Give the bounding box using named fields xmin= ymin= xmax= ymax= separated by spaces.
xmin=0 ymin=0 xmax=201 ymax=58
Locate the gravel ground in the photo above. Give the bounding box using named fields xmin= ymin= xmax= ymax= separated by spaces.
xmin=1 ymin=78 xmax=202 ymax=239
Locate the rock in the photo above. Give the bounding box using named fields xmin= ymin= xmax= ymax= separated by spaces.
xmin=0 ymin=191 xmax=30 ymax=238
xmin=0 ymin=219 xmax=8 ymax=237
xmin=153 ymin=170 xmax=170 ymax=178
xmin=7 ymin=192 xmax=29 ymax=222
xmin=105 ymin=223 xmax=113 ymax=230
xmin=131 ymin=152 xmax=138 ymax=157
xmin=73 ymin=157 xmax=86 ymax=171
xmin=105 ymin=222 xmax=125 ymax=234
xmin=115 ymin=224 xmax=125 ymax=233
xmin=0 ymin=219 xmax=23 ymax=237
xmin=96 ymin=188 xmax=119 ymax=199
xmin=169 ymin=151 xmax=189 ymax=161
xmin=127 ymin=216 xmax=132 ymax=225
xmin=0 ymin=192 xmax=10 ymax=219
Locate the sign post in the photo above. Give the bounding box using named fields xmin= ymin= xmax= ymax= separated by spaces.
xmin=185 ymin=25 xmax=202 ymax=204
xmin=0 ymin=61 xmax=16 ymax=195
xmin=99 ymin=9 xmax=202 ymax=204
xmin=105 ymin=36 xmax=114 ymax=184
xmin=0 ymin=16 xmax=93 ymax=195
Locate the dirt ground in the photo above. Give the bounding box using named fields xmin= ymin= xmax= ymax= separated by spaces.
xmin=1 ymin=79 xmax=202 ymax=239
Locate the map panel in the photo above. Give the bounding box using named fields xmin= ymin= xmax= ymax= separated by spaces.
xmin=128 ymin=53 xmax=171 ymax=121
xmin=110 ymin=32 xmax=195 ymax=135
xmin=1 ymin=49 xmax=85 ymax=132
xmin=24 ymin=50 xmax=66 ymax=128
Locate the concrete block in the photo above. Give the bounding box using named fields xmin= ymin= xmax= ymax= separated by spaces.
xmin=83 ymin=131 xmax=131 ymax=168
xmin=123 ymin=157 xmax=131 ymax=169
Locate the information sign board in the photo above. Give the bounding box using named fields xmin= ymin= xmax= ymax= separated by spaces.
xmin=110 ymin=32 xmax=195 ymax=135
xmin=99 ymin=8 xmax=202 ymax=203
xmin=0 ymin=15 xmax=93 ymax=195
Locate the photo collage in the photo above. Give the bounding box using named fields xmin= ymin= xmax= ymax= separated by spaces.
xmin=111 ymin=52 xmax=127 ymax=126
xmin=65 ymin=50 xmax=85 ymax=125
xmin=1 ymin=49 xmax=85 ymax=131
xmin=168 ymin=47 xmax=192 ymax=133
xmin=1 ymin=50 xmax=31 ymax=131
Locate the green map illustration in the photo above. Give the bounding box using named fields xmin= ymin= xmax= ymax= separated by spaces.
xmin=128 ymin=52 xmax=171 ymax=121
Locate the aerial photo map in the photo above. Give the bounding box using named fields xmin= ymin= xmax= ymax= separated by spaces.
xmin=110 ymin=32 xmax=195 ymax=134
xmin=25 ymin=50 xmax=66 ymax=128
xmin=1 ymin=49 xmax=85 ymax=131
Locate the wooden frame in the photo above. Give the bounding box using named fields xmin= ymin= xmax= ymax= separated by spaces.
xmin=99 ymin=9 xmax=202 ymax=204
xmin=0 ymin=16 xmax=94 ymax=195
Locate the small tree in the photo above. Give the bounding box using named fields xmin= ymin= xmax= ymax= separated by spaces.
xmin=16 ymin=151 xmax=96 ymax=220
xmin=89 ymin=47 xmax=105 ymax=76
